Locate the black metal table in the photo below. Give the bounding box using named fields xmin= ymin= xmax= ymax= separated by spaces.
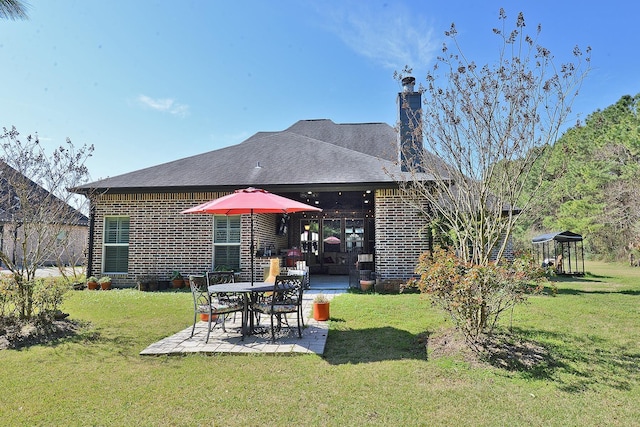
xmin=207 ymin=282 xmax=274 ymax=337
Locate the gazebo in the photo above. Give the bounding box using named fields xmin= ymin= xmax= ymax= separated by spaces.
xmin=532 ymin=231 xmax=585 ymax=276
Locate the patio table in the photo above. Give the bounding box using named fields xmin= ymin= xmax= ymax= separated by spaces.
xmin=207 ymin=281 xmax=276 ymax=337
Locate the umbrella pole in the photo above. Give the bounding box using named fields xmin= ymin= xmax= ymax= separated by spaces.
xmin=250 ymin=209 xmax=254 ymax=286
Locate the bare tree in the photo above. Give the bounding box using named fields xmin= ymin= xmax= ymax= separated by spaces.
xmin=391 ymin=9 xmax=590 ymax=266
xmin=0 ymin=0 xmax=29 ymax=20
xmin=0 ymin=126 xmax=93 ymax=284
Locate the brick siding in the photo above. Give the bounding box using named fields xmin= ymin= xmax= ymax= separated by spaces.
xmin=92 ymin=192 xmax=227 ymax=286
xmin=91 ymin=191 xmax=292 ymax=287
xmin=374 ymin=188 xmax=430 ymax=281
xmin=91 ymin=189 xmax=438 ymax=287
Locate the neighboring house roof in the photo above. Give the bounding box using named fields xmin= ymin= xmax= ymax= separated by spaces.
xmin=0 ymin=160 xmax=89 ymax=226
xmin=74 ymin=119 xmax=434 ymax=193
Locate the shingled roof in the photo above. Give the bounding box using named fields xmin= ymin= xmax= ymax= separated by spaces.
xmin=74 ymin=119 xmax=431 ymax=193
xmin=0 ymin=160 xmax=88 ymax=226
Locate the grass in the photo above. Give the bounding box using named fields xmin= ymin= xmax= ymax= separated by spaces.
xmin=0 ymin=260 xmax=638 ymax=426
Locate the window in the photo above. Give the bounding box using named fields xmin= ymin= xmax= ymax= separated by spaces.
xmin=103 ymin=216 xmax=129 ymax=274
xmin=322 ymin=218 xmax=341 ymax=252
xmin=300 ymin=220 xmax=319 ymax=255
xmin=213 ymin=215 xmax=241 ymax=271
xmin=345 ymin=219 xmax=364 ymax=251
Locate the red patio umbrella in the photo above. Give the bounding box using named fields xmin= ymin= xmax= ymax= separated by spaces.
xmin=182 ymin=188 xmax=322 ymax=285
xmin=323 ymin=236 xmax=341 ymax=245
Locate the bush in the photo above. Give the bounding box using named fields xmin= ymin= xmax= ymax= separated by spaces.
xmin=415 ymin=247 xmax=548 ymax=348
xmin=32 ymin=277 xmax=70 ymax=315
xmin=0 ymin=275 xmax=71 ymax=320
xmin=0 ymin=275 xmax=17 ymax=317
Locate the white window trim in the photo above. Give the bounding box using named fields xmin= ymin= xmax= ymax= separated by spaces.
xmin=102 ymin=216 xmax=129 ymax=275
xmin=212 ymin=215 xmax=241 ymax=270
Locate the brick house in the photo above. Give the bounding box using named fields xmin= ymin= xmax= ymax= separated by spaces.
xmin=72 ymin=79 xmax=435 ymax=288
xmin=0 ymin=160 xmax=88 ymax=269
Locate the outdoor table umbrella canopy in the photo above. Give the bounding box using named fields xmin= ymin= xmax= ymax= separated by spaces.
xmin=182 ymin=187 xmax=322 ymax=285
xmin=323 ymin=236 xmax=341 ymax=244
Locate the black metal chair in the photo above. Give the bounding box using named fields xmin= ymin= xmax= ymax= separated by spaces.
xmin=251 ymin=274 xmax=304 ymax=342
xmin=207 ymin=271 xmax=241 ymax=323
xmin=206 ymin=271 xmax=236 ymax=285
xmin=189 ymin=274 xmax=244 ymax=343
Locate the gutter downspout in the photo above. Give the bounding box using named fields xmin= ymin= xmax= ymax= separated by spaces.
xmin=87 ymin=201 xmax=95 ymax=278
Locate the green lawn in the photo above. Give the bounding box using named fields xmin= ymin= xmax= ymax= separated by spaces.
xmin=0 ymin=261 xmax=638 ymax=426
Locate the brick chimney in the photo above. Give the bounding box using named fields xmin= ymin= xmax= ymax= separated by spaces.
xmin=397 ymin=76 xmax=423 ymax=172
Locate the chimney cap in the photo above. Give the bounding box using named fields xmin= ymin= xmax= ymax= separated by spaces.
xmin=401 ymin=76 xmax=416 ymax=92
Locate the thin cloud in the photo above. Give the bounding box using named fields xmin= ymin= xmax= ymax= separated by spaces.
xmin=319 ymin=2 xmax=439 ymax=72
xmin=137 ymin=95 xmax=190 ymax=117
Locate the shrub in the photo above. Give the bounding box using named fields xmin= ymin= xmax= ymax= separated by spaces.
xmin=415 ymin=247 xmax=548 ymax=348
xmin=32 ymin=277 xmax=71 ymax=314
xmin=0 ymin=275 xmax=71 ymax=320
xmin=313 ymin=294 xmax=329 ymax=304
xmin=0 ymin=275 xmax=16 ymax=317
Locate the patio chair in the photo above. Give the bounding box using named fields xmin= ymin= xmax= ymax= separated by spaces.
xmin=189 ymin=274 xmax=244 ymax=343
xmin=206 ymin=271 xmax=236 ymax=285
xmin=264 ymin=257 xmax=281 ymax=284
xmin=251 ymin=274 xmax=304 ymax=342
xmin=287 ymin=265 xmax=309 ymax=289
xmin=207 ymin=271 xmax=240 ymax=322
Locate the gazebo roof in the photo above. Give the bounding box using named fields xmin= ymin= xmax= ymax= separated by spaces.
xmin=532 ymin=231 xmax=583 ymax=244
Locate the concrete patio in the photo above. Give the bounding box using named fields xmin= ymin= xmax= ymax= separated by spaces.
xmin=140 ymin=276 xmax=347 ymax=356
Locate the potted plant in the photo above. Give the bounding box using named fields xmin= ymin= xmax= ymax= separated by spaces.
xmin=137 ymin=275 xmax=157 ymax=292
xmin=86 ymin=276 xmax=99 ymax=290
xmin=98 ymin=276 xmax=112 ymax=290
xmin=170 ymin=271 xmax=184 ymax=288
xmin=360 ymin=279 xmax=374 ymax=292
xmin=200 ymin=313 xmax=218 ymax=322
xmin=312 ymin=293 xmax=330 ymax=321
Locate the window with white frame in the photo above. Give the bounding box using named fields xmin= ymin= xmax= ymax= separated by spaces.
xmin=213 ymin=215 xmax=240 ymax=271
xmin=103 ymin=216 xmax=129 ymax=274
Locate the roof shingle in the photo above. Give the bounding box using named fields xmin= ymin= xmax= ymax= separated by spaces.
xmin=75 ymin=119 xmax=429 ymax=192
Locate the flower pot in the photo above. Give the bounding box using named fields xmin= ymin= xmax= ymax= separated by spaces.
xmin=100 ymin=281 xmax=112 ymax=290
xmin=360 ymin=280 xmax=374 ymax=291
xmin=171 ymin=279 xmax=183 ymax=289
xmin=200 ymin=313 xmax=218 ymax=322
xmin=87 ymin=281 xmax=99 ymax=290
xmin=313 ymin=302 xmax=330 ymax=321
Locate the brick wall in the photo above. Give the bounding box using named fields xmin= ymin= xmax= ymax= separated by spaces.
xmin=239 ymin=213 xmax=287 ymax=282
xmin=91 ymin=191 xmax=290 ymax=287
xmin=374 ymin=188 xmax=430 ymax=280
xmin=91 ymin=189 xmax=437 ymax=286
xmin=92 ymin=192 xmax=225 ymax=287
